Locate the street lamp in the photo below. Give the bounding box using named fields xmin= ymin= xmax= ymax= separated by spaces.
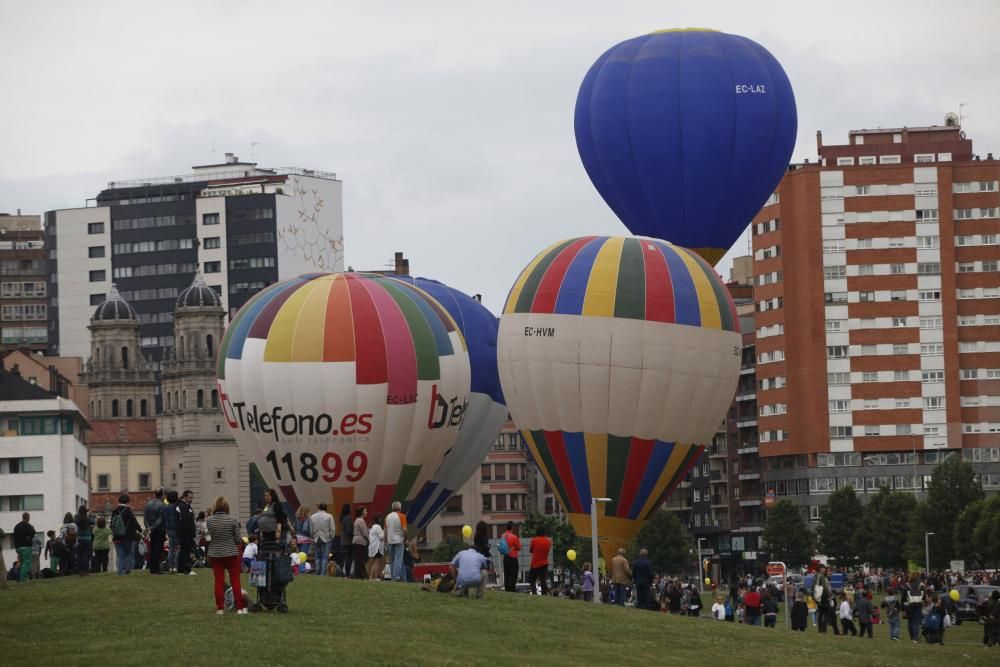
xmin=924 ymin=532 xmax=934 ymax=573
xmin=697 ymin=537 xmax=707 ymax=593
xmin=591 ymin=497 xmax=612 ymax=606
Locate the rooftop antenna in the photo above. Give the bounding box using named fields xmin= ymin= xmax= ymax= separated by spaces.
xmin=958 ymin=103 xmax=968 ymax=127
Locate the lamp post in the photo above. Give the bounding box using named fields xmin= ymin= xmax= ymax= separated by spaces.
xmin=697 ymin=537 xmax=706 ymax=592
xmin=591 ymin=497 xmax=612 ymax=605
xmin=924 ymin=532 xmax=934 ymax=573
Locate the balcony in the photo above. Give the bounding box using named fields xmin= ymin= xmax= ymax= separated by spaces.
xmin=737 ymin=443 xmax=759 ymax=455
xmin=739 ymin=499 xmax=762 ymax=507
xmin=740 ymin=366 xmax=755 ymax=376
xmin=738 ymin=471 xmax=760 ymax=481
xmin=732 ymin=523 xmax=764 ymax=532
xmin=736 ymin=418 xmax=757 ymax=428
xmin=711 ymin=496 xmax=728 ymax=508
xmin=710 ymin=470 xmax=723 ymax=481
xmin=735 ymin=392 xmax=757 ymax=402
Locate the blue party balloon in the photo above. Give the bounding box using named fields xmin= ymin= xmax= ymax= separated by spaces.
xmin=575 ymin=29 xmax=797 ymax=264
xmin=390 ymin=276 xmax=507 ymax=531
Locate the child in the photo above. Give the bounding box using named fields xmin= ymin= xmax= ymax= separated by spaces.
xmin=581 ymin=562 xmax=595 ymax=602
xmin=44 ymin=530 xmax=59 ymax=572
xmin=242 ymin=535 xmax=258 ymax=572
xmin=806 ymin=592 xmax=818 ymax=627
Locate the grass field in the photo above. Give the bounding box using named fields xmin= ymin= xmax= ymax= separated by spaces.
xmin=1 ymin=572 xmax=996 ymax=666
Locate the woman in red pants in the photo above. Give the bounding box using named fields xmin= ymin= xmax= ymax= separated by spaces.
xmin=206 ymin=496 xmax=247 ymax=615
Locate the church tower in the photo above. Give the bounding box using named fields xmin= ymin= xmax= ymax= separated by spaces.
xmin=80 ymin=285 xmax=160 ymax=511
xmin=159 ymin=274 xmax=248 ymax=517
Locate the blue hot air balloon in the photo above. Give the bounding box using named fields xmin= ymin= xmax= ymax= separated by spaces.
xmin=391 ymin=276 xmax=507 ymax=531
xmin=574 ymin=29 xmax=797 ymax=264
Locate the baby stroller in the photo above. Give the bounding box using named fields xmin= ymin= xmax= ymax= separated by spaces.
xmin=250 ymin=539 xmax=292 ymax=613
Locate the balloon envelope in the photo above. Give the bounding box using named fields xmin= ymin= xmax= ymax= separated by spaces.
xmin=575 ymin=29 xmax=797 ymax=263
xmin=389 ymin=276 xmax=507 ymax=532
xmin=498 ymin=236 xmax=741 ymax=560
xmin=217 ymin=273 xmax=471 ymax=517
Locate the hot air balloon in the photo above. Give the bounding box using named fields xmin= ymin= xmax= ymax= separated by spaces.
xmin=388 ymin=276 xmax=507 ymax=532
xmin=497 ymin=236 xmax=741 ymax=560
xmin=574 ymin=29 xmax=797 ymax=264
xmin=216 ymin=273 xmax=471 ymax=516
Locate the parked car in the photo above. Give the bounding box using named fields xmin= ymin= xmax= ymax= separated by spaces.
xmin=953 ymin=585 xmax=1000 ymax=624
xmin=766 ymin=573 xmax=804 ymax=601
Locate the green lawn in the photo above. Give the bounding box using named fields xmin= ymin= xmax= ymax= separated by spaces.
xmin=1 ymin=573 xmax=995 ymax=666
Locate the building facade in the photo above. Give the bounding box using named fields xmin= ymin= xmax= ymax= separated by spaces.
xmin=0 ymin=214 xmax=48 ymax=353
xmin=752 ymin=122 xmax=1000 ymax=522
xmin=0 ymin=367 xmax=89 ymax=566
xmin=46 ymin=154 xmax=343 ymax=365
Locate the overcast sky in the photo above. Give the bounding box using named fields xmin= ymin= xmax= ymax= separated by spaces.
xmin=2 ymin=1 xmax=998 ymax=313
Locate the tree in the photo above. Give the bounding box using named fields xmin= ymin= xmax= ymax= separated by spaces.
xmin=856 ymin=489 xmax=917 ymax=569
xmin=954 ymin=499 xmax=988 ymax=568
xmin=431 ymin=539 xmax=466 ymax=562
xmin=919 ymin=456 xmax=984 ymax=568
xmin=627 ymin=510 xmax=691 ymax=575
xmin=970 ymin=495 xmax=1000 ymax=568
xmin=762 ymin=499 xmax=811 ymax=568
xmin=817 ymin=485 xmax=864 ymax=566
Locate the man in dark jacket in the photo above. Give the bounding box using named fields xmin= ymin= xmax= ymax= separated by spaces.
xmin=13 ymin=513 xmax=35 ymax=582
xmin=112 ymin=494 xmax=142 ymax=575
xmin=632 ymin=549 xmax=654 ymax=611
xmin=856 ymin=592 xmax=874 ymax=638
xmin=176 ymin=490 xmax=196 ymax=575
xmin=164 ymin=490 xmax=179 ymax=573
xmin=144 ymin=488 xmax=166 ymax=574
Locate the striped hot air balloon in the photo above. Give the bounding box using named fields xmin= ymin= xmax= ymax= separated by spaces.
xmin=216 ymin=273 xmax=471 ymax=517
xmin=497 ymin=236 xmax=741 ymax=560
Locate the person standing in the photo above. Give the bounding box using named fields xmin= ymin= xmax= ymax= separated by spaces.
xmin=13 ymin=513 xmax=35 ymax=583
xmin=339 ymin=503 xmax=354 ymax=578
xmin=367 ymin=514 xmax=386 ymax=580
xmin=30 ymin=529 xmax=43 ymax=579
xmin=632 ymin=549 xmax=653 ymax=611
xmin=309 ymin=503 xmax=335 ymax=576
xmin=528 ymin=526 xmax=552 ymax=595
xmin=0 ymin=527 xmax=7 ymax=589
xmin=75 ymin=505 xmax=94 ymax=576
xmin=111 ymin=494 xmax=141 ymax=575
xmin=164 ymin=490 xmax=179 ymax=573
xmin=385 ymin=502 xmax=407 ymax=582
xmin=881 ymin=586 xmax=902 ymax=641
xmin=856 ymin=590 xmax=874 ymax=638
xmin=144 ymin=488 xmax=166 ymax=575
xmin=904 ymin=572 xmax=924 ymax=643
xmin=206 ymin=496 xmax=247 ymax=615
xmin=743 ymin=586 xmax=762 ymax=626
xmin=762 ymin=593 xmax=779 ymax=627
xmin=294 ymin=505 xmax=312 ymax=560
xmin=839 ymin=592 xmax=858 ymax=636
xmin=501 ymin=521 xmax=521 ymax=592
xmin=176 ymin=490 xmax=196 ymax=575
xmin=582 ymin=562 xmax=595 ymax=602
xmin=352 ymin=506 xmax=369 ymax=580
xmin=610 ymin=548 xmax=632 ymax=606
xmin=791 ymin=591 xmax=809 ymax=631
xmin=91 ymin=517 xmax=112 ymax=573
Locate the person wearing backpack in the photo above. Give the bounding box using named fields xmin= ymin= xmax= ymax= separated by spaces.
xmin=111 ymin=494 xmax=141 ymax=575
xmin=922 ymin=593 xmax=946 ymax=644
xmin=500 ymin=521 xmax=521 ymax=592
xmin=59 ymin=512 xmax=78 ymax=576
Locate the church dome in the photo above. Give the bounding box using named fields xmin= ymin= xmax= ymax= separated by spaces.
xmin=93 ymin=284 xmax=138 ymax=321
xmin=176 ymin=273 xmax=221 ymax=309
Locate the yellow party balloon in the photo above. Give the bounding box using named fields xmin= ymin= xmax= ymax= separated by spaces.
xmin=242 ymin=536 xmax=249 ymax=544
xmin=705 ymin=577 xmax=711 ymax=586
xmin=949 ymin=589 xmax=960 ymax=602
xmin=462 ymin=525 xmax=472 ymax=539
xmin=298 ymin=552 xmax=308 ymax=564
xmin=567 ymin=549 xmax=577 ymax=562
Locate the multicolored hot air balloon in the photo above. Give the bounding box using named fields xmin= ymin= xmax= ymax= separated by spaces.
xmin=574 ymin=29 xmax=797 ymax=264
xmin=217 ymin=273 xmax=471 ymax=516
xmin=497 ymin=236 xmax=741 ymax=560
xmin=390 ymin=276 xmax=507 ymax=532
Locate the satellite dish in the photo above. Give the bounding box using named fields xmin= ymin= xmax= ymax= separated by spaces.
xmin=944 ymin=112 xmax=960 ymax=127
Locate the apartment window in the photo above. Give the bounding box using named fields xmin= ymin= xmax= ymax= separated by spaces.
xmin=864 ymin=425 xmax=880 ymax=436
xmin=858 ymin=265 xmax=874 ymax=276
xmin=228 ymin=257 xmax=276 ymax=270
xmin=824 ymin=292 xmax=847 ymax=304
xmin=856 ymin=238 xmax=873 ymax=248
xmin=96 ymin=474 xmax=110 ymax=492
xmin=890 ymin=291 xmax=906 ymax=302
xmin=894 ymin=370 xmax=909 ymax=382
xmin=827 ymin=346 xmax=848 ymax=359
xmin=880 ymin=155 xmax=901 ymax=164
xmin=896 ymin=424 xmax=912 ymax=435
xmin=979 ymin=181 xmax=998 ymax=192
xmin=204 ymin=261 xmax=221 ymax=274
xmin=955 ymin=208 xmax=974 ymax=220
xmin=859 ymin=291 xmax=876 ymax=302
xmin=830 ymin=426 xmax=853 ymax=438
xmin=202 ymin=213 xmax=220 ymax=225
xmin=87 ymin=222 xmax=104 ymax=234
xmin=138 ymin=472 xmax=151 ymax=491
xmin=888 ymin=238 xmax=905 ymax=248
xmin=892 ymin=317 xmax=907 ymax=327
xmin=859 ymin=156 xmax=876 ymax=166
xmin=825 ymin=320 xmax=842 ymax=332
xmin=956 ymin=235 xmax=975 ymax=246
xmin=916 ymin=209 xmax=938 ymax=221
xmin=88 ymin=246 xmax=105 ymax=258
xmin=958 ymin=262 xmax=975 ymax=273
xmin=828 ymin=372 xmax=850 ymax=385
xmin=923 ymin=397 xmax=944 ymax=411
xmin=824 ymin=266 xmax=846 ymax=280
xmin=917 ymin=236 xmax=939 ymax=248
xmin=89 ymin=293 xmax=104 ymax=306
xmin=836 ymin=157 xmax=854 ymax=166
xmin=984 ymin=235 xmax=998 ymax=245
xmin=829 ymin=400 xmax=850 ymax=413
xmin=863 ymin=399 xmax=878 ymax=410
xmin=895 ymin=399 xmax=910 ymax=408
xmin=917 ymin=262 xmax=940 ymax=274
xmin=861 ymin=345 xmax=877 ymax=355
xmin=88 ymin=270 xmax=106 ymax=282
xmin=914 ymin=154 xmax=934 ymax=163
xmin=982 ymin=208 xmax=998 ymax=219
xmin=961 ymin=369 xmax=978 ymax=379
xmin=960 ymin=342 xmax=979 ymax=353
xmin=203 ymin=237 xmax=221 ymax=249
xmin=954 ymin=182 xmax=972 ymax=193
xmin=855 ymin=185 xmax=871 ymax=196
xmin=481 ymin=464 xmax=491 ymax=481
xmin=922 ymin=370 xmax=944 ymax=383
xmin=984 ymin=261 xmax=999 ymax=272
xmin=862 ymin=372 xmax=878 ymax=382
xmin=893 ymin=344 xmax=908 ymax=355
xmin=890 ymin=263 xmax=906 ymax=275
xmin=918 ymin=290 xmax=940 ymax=302
xmin=920 ymin=343 xmax=943 ymax=356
